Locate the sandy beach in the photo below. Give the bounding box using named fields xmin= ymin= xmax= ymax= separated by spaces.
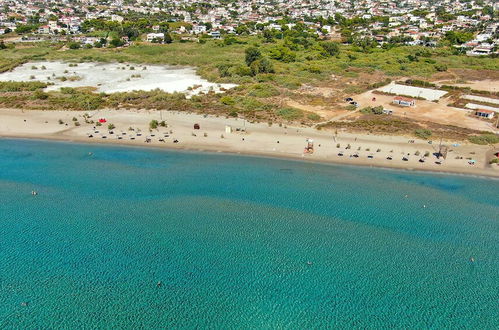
xmin=1 ymin=108 xmax=498 ymax=177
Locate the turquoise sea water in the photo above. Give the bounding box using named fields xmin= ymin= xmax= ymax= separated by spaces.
xmin=0 ymin=138 xmax=498 ymax=328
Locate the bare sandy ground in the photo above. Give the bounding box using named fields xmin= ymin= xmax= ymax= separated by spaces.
xmin=354 ymin=91 xmax=497 ymax=132
xmin=434 ymin=79 xmax=499 ymax=93
xmin=0 ymin=61 xmax=236 ymax=95
xmin=1 ymin=108 xmax=498 ymax=177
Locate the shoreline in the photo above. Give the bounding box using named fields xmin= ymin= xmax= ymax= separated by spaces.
xmin=3 ymin=132 xmax=499 ymax=180
xmin=1 ymin=108 xmax=498 ymax=178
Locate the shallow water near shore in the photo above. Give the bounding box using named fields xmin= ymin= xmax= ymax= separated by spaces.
xmin=1 ymin=138 xmax=498 ymax=328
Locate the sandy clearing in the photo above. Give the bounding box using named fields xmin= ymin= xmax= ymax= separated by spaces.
xmin=434 ymin=79 xmax=499 ymax=93
xmin=354 ymin=90 xmax=496 ymax=132
xmin=0 ymin=61 xmax=236 ymax=95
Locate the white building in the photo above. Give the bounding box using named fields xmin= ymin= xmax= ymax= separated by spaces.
xmin=192 ymin=25 xmax=207 ymax=34
xmin=146 ymin=33 xmax=164 ymax=42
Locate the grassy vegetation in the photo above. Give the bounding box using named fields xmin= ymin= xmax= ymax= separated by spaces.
xmin=414 ymin=129 xmax=433 ymax=139
xmin=0 ymin=81 xmax=48 ymax=92
xmin=468 ymin=134 xmax=499 ymax=145
xmin=0 ymin=37 xmax=497 ymax=128
xmin=317 ymin=115 xmax=487 ymax=141
xmin=2 ymin=38 xmax=496 ymax=87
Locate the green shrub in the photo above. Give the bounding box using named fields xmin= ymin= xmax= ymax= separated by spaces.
xmin=248 ymin=83 xmax=279 ymax=98
xmin=306 ymin=65 xmax=322 ymax=74
xmin=245 ymin=47 xmax=261 ymax=66
xmin=60 ymin=87 xmax=77 ymax=94
xmin=320 ymin=41 xmax=340 ymax=57
xmin=468 ymin=134 xmax=499 ymax=145
xmin=0 ymin=81 xmax=48 ymax=92
xmin=414 ymin=129 xmax=432 ymax=139
xmin=68 ymin=42 xmax=81 ymax=50
xmin=249 ymin=57 xmax=274 ymax=75
xmin=307 ymin=113 xmax=321 ymax=121
xmin=232 ymin=65 xmax=253 ymax=77
xmin=149 ymin=120 xmax=159 ymax=129
xmin=33 ymin=90 xmax=48 ymax=100
xmin=238 ymin=97 xmax=266 ymax=111
xmin=360 ymin=106 xmax=384 ymax=115
xmin=217 ymin=64 xmax=232 ymax=77
xmin=434 ymin=64 xmax=448 ymax=72
xmin=277 ymin=107 xmax=303 ymax=120
xmin=268 ymin=46 xmax=296 ymax=63
xmin=220 ymin=96 xmax=235 ymax=105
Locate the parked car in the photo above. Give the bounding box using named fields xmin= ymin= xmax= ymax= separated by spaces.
xmin=345 ymin=97 xmax=353 ymax=102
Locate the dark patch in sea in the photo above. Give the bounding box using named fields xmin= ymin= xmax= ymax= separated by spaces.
xmin=394 ymin=173 xmax=464 ymax=192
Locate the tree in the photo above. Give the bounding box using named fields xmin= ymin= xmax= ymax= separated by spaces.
xmin=109 ymin=38 xmax=124 ymax=48
xmin=245 ymin=47 xmax=261 ymax=66
xmin=121 ymin=26 xmax=139 ymax=40
xmin=164 ymin=33 xmax=173 ymax=44
xmin=320 ymin=41 xmax=340 ymax=57
xmin=158 ymin=22 xmax=169 ymax=33
xmin=68 ymin=42 xmax=81 ymax=49
xmin=15 ymin=24 xmax=38 ymax=34
xmin=236 ymin=24 xmax=249 ymax=35
xmin=444 ymin=31 xmax=473 ymax=45
xmin=268 ymin=46 xmax=296 ymax=62
xmin=263 ymin=29 xmax=274 ymax=43
xmin=108 ymin=124 xmax=115 ymax=130
xmin=0 ymin=41 xmax=6 ymax=49
xmin=250 ymin=57 xmax=275 ymax=75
